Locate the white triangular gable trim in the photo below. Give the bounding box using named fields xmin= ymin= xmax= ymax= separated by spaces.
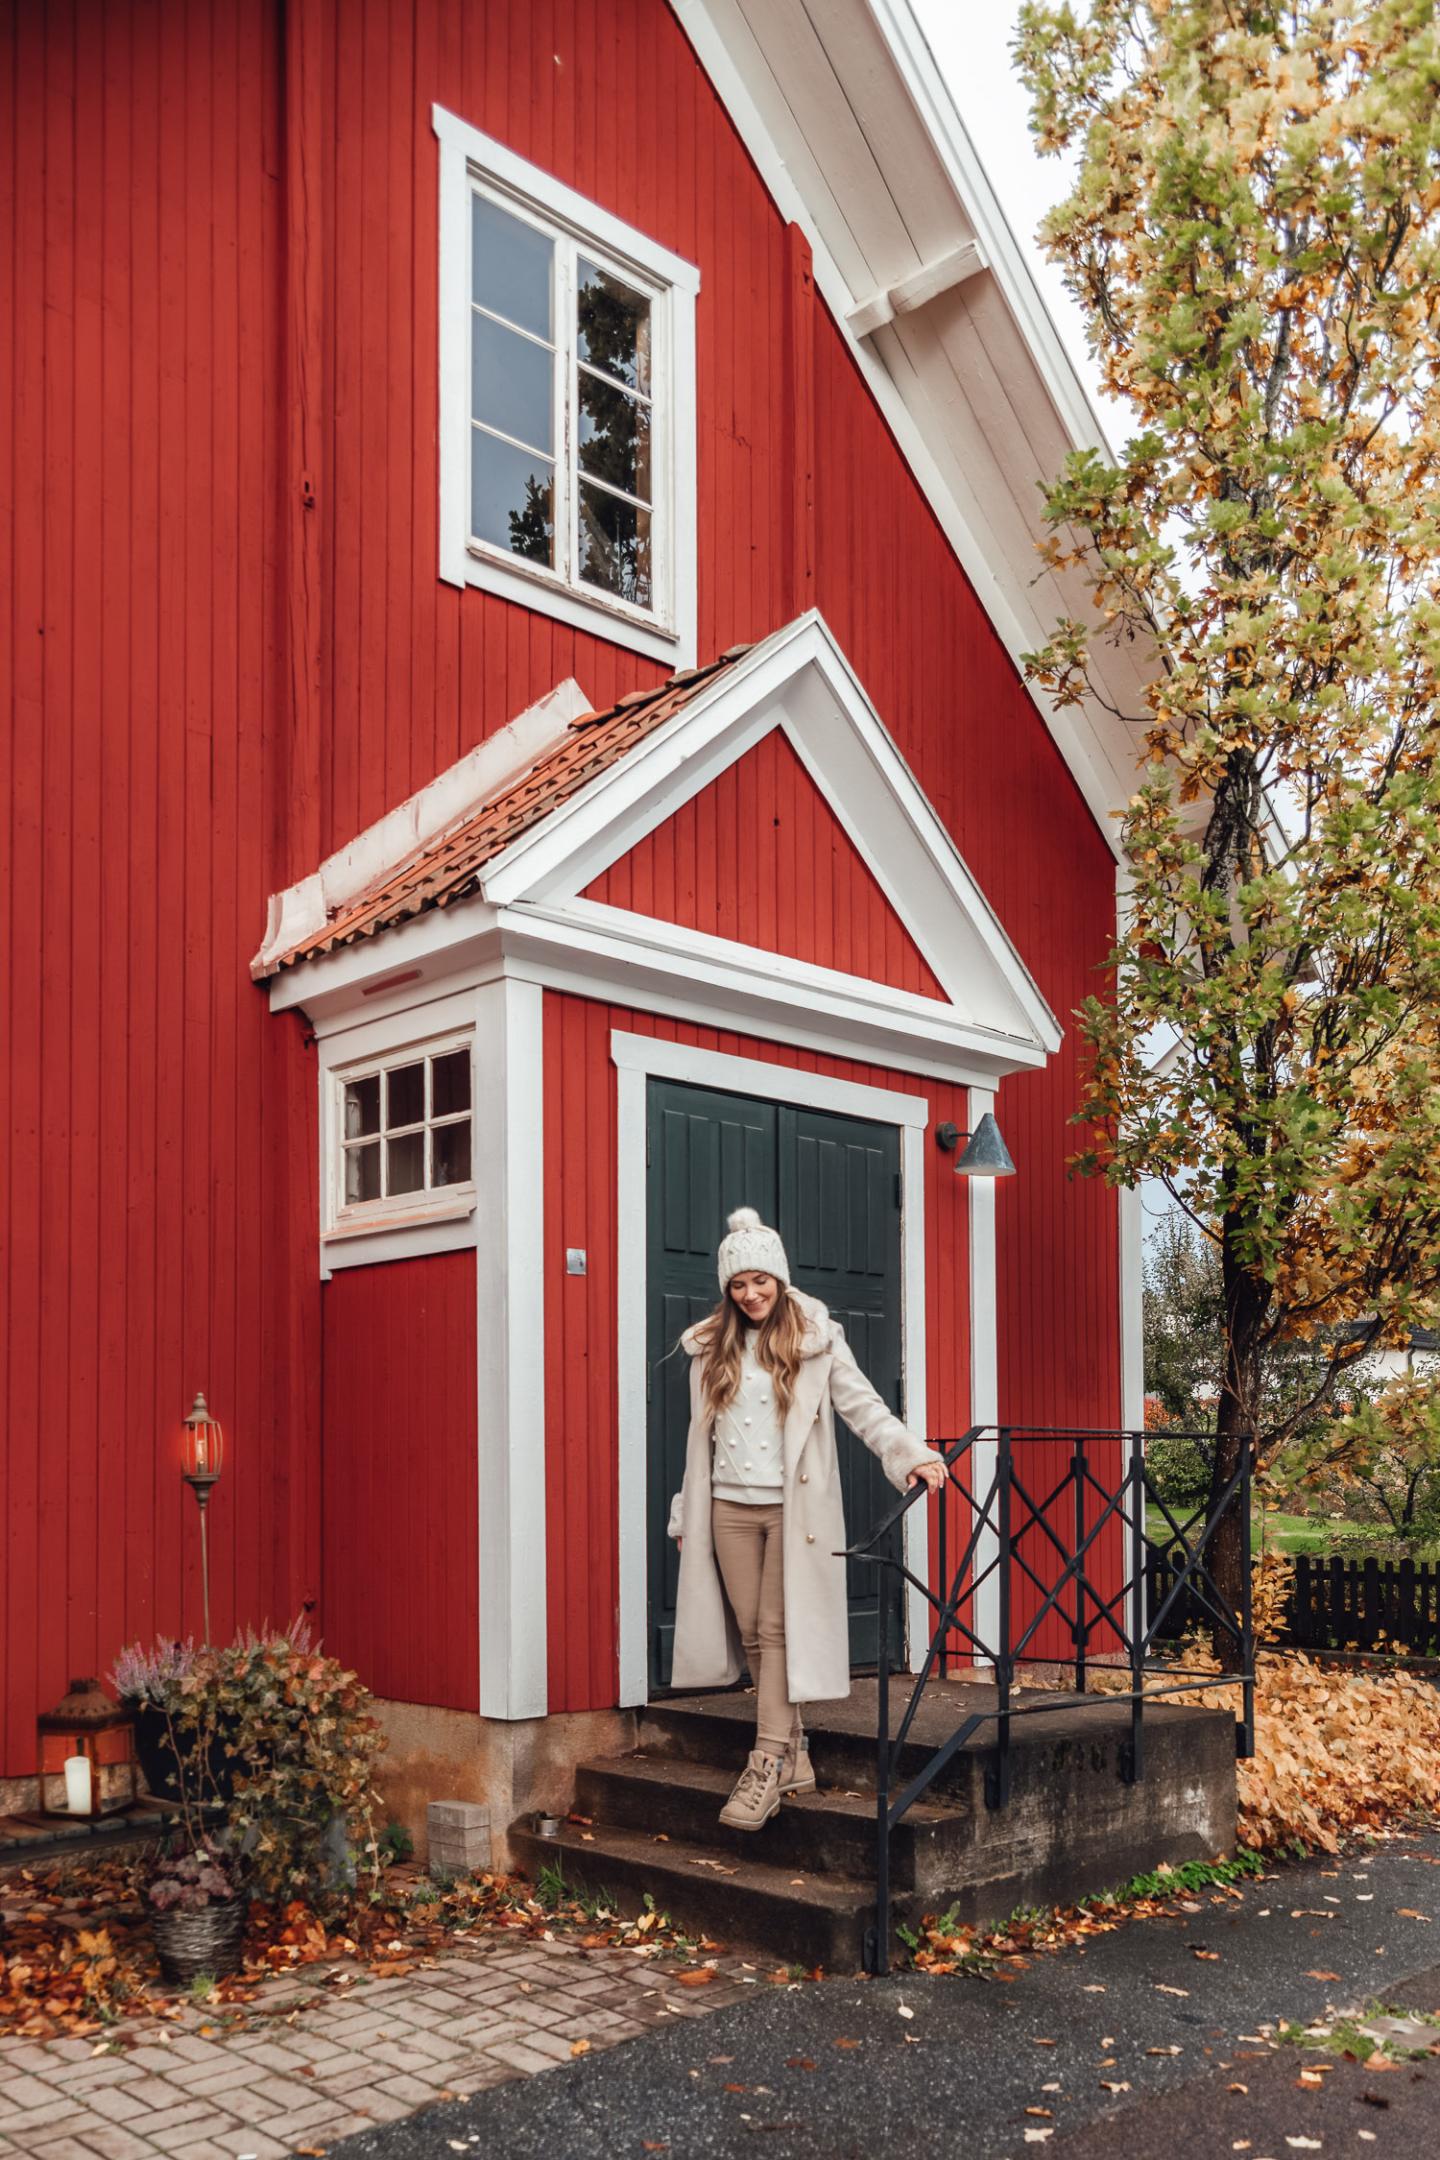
xmin=269 ymin=614 xmax=1059 ymax=1085
xmin=481 ymin=611 xmax=1059 ymax=1063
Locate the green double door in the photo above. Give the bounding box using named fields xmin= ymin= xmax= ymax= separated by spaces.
xmin=646 ymin=1078 xmax=905 ymax=1692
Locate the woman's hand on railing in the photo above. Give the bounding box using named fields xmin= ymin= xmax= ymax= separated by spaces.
xmin=906 ymin=1456 xmax=947 ymax=1495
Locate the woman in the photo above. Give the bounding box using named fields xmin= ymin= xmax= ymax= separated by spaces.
xmin=667 ymin=1205 xmax=946 ymax=1831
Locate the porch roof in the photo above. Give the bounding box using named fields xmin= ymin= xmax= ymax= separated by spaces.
xmin=257 ymin=642 xmax=752 ymax=977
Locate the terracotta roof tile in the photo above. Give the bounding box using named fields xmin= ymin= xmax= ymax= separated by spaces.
xmin=266 ymin=643 xmax=751 ymax=975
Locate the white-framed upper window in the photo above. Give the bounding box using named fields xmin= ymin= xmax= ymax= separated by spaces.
xmin=328 ymin=1030 xmax=475 ymax=1237
xmin=435 ymin=106 xmax=699 ymax=667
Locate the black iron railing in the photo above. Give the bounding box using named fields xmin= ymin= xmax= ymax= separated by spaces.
xmin=845 ymin=1427 xmax=1255 ymax=1974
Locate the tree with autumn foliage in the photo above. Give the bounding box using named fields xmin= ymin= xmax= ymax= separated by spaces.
xmin=1013 ymin=0 xmax=1440 ymax=1655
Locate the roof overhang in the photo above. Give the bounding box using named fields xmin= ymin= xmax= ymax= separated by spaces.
xmin=669 ymin=0 xmax=1155 ymax=849
xmin=266 ymin=612 xmax=1061 ymax=1087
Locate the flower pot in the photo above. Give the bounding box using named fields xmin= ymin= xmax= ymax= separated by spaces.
xmin=126 ymin=1701 xmax=238 ymax=1806
xmin=150 ymin=1896 xmax=246 ymax=1984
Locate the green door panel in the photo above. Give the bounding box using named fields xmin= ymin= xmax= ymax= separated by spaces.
xmin=646 ymin=1078 xmax=904 ymax=1690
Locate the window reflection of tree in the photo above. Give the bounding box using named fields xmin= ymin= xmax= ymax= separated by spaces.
xmin=577 ymin=271 xmax=652 ymax=605
xmin=508 ymin=476 xmax=554 ymax=565
xmin=579 ymin=491 xmax=649 ymax=607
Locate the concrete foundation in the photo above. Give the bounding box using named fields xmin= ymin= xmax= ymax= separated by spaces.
xmin=369 ymin=1698 xmax=636 ymax=1870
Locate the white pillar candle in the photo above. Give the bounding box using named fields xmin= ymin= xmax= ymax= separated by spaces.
xmin=63 ymin=1754 xmax=93 ymax=1815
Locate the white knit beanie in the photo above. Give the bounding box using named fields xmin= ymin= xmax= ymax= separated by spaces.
xmin=717 ymin=1205 xmax=790 ymax=1290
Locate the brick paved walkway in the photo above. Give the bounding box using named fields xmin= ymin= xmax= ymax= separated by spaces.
xmin=0 ymin=1936 xmax=759 ymax=2159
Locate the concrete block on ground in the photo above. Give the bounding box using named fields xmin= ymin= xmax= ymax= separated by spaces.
xmin=427 ymin=1799 xmax=491 ymax=1874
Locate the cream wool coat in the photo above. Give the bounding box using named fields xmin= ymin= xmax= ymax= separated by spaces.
xmin=667 ymin=1288 xmax=931 ymax=1705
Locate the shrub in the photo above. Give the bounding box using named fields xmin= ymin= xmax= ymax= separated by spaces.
xmin=206 ymin=1620 xmax=386 ymax=1908
xmin=1145 ymin=1431 xmax=1214 ymax=1515
xmin=112 ymin=1616 xmax=387 ymax=1912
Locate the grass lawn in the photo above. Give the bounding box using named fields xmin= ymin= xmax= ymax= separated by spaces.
xmin=1146 ymin=1504 xmax=1361 ymax=1554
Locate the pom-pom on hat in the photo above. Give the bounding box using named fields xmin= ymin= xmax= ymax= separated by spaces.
xmin=717 ymin=1205 xmax=790 ymax=1291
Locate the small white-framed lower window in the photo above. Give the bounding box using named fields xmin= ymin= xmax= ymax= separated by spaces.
xmin=435 ymin=104 xmax=699 ymax=667
xmin=329 ymin=1032 xmax=475 ymax=1236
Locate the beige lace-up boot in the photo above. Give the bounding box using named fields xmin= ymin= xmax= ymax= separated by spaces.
xmin=777 ymin=1713 xmax=815 ymax=1795
xmin=719 ymin=1748 xmax=782 ymax=1830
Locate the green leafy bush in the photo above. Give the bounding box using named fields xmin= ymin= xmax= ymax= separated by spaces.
xmin=114 ymin=1616 xmax=386 ymax=1910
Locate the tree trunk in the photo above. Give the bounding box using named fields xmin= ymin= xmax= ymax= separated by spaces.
xmin=1208 ymin=1235 xmax=1266 ymax=1672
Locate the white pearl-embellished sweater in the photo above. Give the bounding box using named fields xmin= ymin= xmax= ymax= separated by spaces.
xmin=709 ymin=1339 xmax=784 ymax=1505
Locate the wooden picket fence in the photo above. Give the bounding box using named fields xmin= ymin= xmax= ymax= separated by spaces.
xmin=1146 ymin=1543 xmax=1440 ymax=1655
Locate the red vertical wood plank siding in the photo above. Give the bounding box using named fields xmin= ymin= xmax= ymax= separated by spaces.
xmin=543 ymin=994 xmax=973 ymax=1715
xmin=583 ymin=732 xmax=947 ymax=999
xmin=320 ymin=1254 xmax=479 ymax=1710
xmin=2 ymin=0 xmax=1119 ymax=1762
xmin=0 ymin=0 xmax=311 ymax=1776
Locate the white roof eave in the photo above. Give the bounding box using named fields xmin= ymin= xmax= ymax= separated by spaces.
xmin=668 ymin=0 xmax=1153 ymax=852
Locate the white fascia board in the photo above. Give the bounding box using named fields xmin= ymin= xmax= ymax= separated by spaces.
xmin=271 ymin=891 xmax=1043 ymax=1086
xmin=499 ymin=899 xmax=1047 ymax=1084
xmin=666 ymin=0 xmax=1132 ymax=853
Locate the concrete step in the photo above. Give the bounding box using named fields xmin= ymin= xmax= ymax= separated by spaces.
xmin=573 ymin=1751 xmax=966 ymax=1892
xmin=639 ymin=1686 xmax=996 ymax=1805
xmin=507 ymin=1681 xmax=1238 ymax=1970
xmin=507 ymin=1814 xmax=879 ymax=1970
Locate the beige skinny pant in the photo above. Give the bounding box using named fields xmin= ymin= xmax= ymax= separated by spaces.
xmin=711 ymin=1498 xmax=799 ymax=1760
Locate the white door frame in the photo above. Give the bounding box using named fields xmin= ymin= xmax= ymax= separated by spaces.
xmin=611 ymin=1029 xmax=937 ymax=1706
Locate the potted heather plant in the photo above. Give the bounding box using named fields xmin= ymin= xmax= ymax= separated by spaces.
xmin=124 ymin=1650 xmax=249 ymax=1983
xmin=110 ymin=1636 xmax=237 ymax=1805
xmin=111 ymin=1615 xmax=386 ymax=1987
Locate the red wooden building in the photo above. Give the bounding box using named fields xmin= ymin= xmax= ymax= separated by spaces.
xmin=1 ymin=0 xmax=1150 ymax=1831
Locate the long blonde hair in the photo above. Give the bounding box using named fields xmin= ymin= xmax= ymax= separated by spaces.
xmin=695 ymin=1286 xmax=807 ymax=1420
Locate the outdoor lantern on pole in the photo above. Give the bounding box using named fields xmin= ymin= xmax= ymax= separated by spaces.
xmin=37 ymin=1679 xmax=139 ymax=1818
xmin=181 ymin=1390 xmax=224 ymax=1645
xmin=934 ymin=1112 xmax=1016 ymax=1177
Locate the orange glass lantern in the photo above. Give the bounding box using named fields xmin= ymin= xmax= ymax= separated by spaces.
xmin=38 ymin=1678 xmax=139 ymax=1818
xmin=181 ymin=1391 xmax=224 ymax=1644
xmin=181 ymin=1390 xmax=224 ymax=1488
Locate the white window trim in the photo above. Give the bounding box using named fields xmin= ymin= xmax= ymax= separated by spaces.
xmin=326 ymin=1029 xmax=477 ymax=1239
xmin=316 ymin=993 xmax=484 ymax=1276
xmin=611 ymin=1031 xmax=934 ymax=1706
xmin=435 ymin=104 xmax=699 ymax=668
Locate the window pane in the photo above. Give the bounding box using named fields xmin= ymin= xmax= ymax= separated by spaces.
xmin=578 ymin=374 xmax=651 ymax=504
xmin=472 ymin=192 xmax=552 ymax=340
xmin=577 ymin=260 xmax=650 ymax=394
xmin=344 ymin=1075 xmax=380 ymax=1139
xmin=387 ymin=1062 xmax=425 ymax=1130
xmin=432 ymin=1121 xmax=473 ymax=1188
xmin=472 ymin=312 xmax=553 ymax=456
xmin=431 ymin=1049 xmax=471 ymax=1118
xmin=387 ymin=1131 xmax=425 ymax=1196
xmin=472 ymin=430 xmax=554 ymax=565
xmin=345 ymin=1142 xmax=381 ymax=1204
xmin=578 ymin=484 xmax=652 ymax=608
